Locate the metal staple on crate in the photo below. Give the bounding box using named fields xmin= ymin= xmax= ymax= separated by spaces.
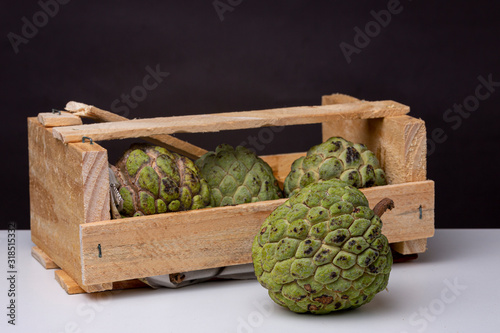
xmin=82 ymin=136 xmax=94 ymax=144
xmin=51 ymin=108 xmax=62 ymax=115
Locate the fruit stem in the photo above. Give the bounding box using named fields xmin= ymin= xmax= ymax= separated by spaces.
xmin=373 ymin=198 xmax=395 ymax=218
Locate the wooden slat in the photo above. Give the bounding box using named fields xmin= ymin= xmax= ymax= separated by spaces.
xmin=28 ymin=117 xmax=111 ymax=293
xmin=31 ymin=246 xmax=59 ymax=269
xmin=65 ymin=102 xmax=207 ymax=159
xmin=260 ymin=152 xmax=306 ymax=186
xmin=321 ymin=93 xmax=361 ymax=105
xmin=54 ymin=269 xmax=148 ymax=295
xmin=37 ymin=111 xmax=83 ymax=127
xmin=55 ymin=270 xmax=86 ymax=294
xmin=79 ymin=180 xmax=434 ymax=285
xmin=53 ymin=100 xmax=409 ymax=143
xmin=391 ymin=238 xmax=428 ymax=255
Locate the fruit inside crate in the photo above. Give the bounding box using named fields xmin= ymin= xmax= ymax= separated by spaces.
xmin=29 ymin=94 xmax=434 ymax=294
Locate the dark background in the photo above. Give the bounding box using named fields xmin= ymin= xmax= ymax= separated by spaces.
xmin=1 ymin=0 xmax=499 ymax=229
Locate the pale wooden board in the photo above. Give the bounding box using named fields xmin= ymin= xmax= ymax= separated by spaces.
xmin=37 ymin=112 xmax=83 ymax=127
xmin=321 ymin=93 xmax=361 ymax=105
xmin=54 ymin=270 xmax=148 ymax=295
xmin=55 ymin=270 xmax=86 ymax=294
xmin=52 ymin=100 xmax=409 ymax=143
xmin=65 ymin=103 xmax=207 ymax=159
xmin=31 ymin=246 xmax=59 ymax=269
xmin=260 ymin=152 xmax=306 ymax=186
xmin=28 ymin=118 xmax=111 ymax=293
xmin=391 ymin=238 xmax=428 ymax=255
xmin=79 ymin=180 xmax=434 ymax=285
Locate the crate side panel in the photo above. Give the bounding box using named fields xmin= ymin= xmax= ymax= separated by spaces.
xmin=80 ymin=199 xmax=286 ymax=284
xmin=80 ymin=181 xmax=433 ymax=285
xmin=28 ymin=118 xmax=109 ymax=289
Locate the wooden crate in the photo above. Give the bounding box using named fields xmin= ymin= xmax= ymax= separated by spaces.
xmin=29 ymin=95 xmax=434 ymax=294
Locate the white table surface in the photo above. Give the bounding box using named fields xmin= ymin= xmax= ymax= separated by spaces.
xmin=1 ymin=229 xmax=499 ymax=333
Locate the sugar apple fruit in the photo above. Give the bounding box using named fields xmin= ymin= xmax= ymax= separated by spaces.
xmin=252 ymin=179 xmax=392 ymax=314
xmin=284 ymin=137 xmax=387 ymax=197
xmin=112 ymin=144 xmax=211 ymax=217
xmin=195 ymin=144 xmax=283 ymax=206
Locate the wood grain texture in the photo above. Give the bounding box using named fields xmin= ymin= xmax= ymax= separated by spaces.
xmin=321 ymin=93 xmax=360 ymax=105
xmin=37 ymin=112 xmax=83 ymax=127
xmin=55 ymin=270 xmax=86 ymax=294
xmin=79 ymin=180 xmax=434 ymax=285
xmin=53 ymin=100 xmax=409 ymax=143
xmin=65 ymin=102 xmax=207 ymax=159
xmin=260 ymin=152 xmax=306 ymax=186
xmin=31 ymin=246 xmax=59 ymax=269
xmin=391 ymin=238 xmax=428 ymax=255
xmin=54 ymin=269 xmax=148 ymax=295
xmin=28 ymin=117 xmax=111 ymax=292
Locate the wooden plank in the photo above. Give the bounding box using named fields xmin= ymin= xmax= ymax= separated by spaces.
xmin=53 ymin=100 xmax=409 ymax=143
xmin=37 ymin=111 xmax=83 ymax=127
xmin=28 ymin=117 xmax=111 ymax=293
xmin=55 ymin=270 xmax=86 ymax=294
xmin=79 ymin=180 xmax=434 ymax=285
xmin=31 ymin=246 xmax=59 ymax=269
xmin=65 ymin=101 xmax=207 ymax=159
xmin=321 ymin=93 xmax=360 ymax=105
xmin=260 ymin=152 xmax=306 ymax=186
xmin=391 ymin=238 xmax=428 ymax=255
xmin=54 ymin=270 xmax=148 ymax=294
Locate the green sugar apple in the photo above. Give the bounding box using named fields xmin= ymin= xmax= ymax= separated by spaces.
xmin=284 ymin=137 xmax=387 ymax=197
xmin=252 ymin=179 xmax=392 ymax=314
xmin=195 ymin=144 xmax=283 ymax=206
xmin=112 ymin=144 xmax=211 ymax=217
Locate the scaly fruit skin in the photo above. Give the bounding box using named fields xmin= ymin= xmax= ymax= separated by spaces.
xmin=284 ymin=137 xmax=387 ymax=197
xmin=252 ymin=179 xmax=392 ymax=314
xmin=195 ymin=144 xmax=283 ymax=206
xmin=113 ymin=144 xmax=211 ymax=217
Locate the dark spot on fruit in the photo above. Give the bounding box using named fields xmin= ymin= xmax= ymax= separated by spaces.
xmin=333 ymin=235 xmax=346 ymax=243
xmin=319 ymin=211 xmax=323 ymax=215
xmin=305 ymin=240 xmax=312 ymax=245
xmin=260 ymin=227 xmax=267 ymax=235
xmin=345 ymin=147 xmax=360 ymax=164
xmin=368 ymin=265 xmax=378 ymax=274
xmin=304 ymin=247 xmax=314 ymax=255
xmin=356 ymin=245 xmax=362 ymax=250
xmin=304 ymin=284 xmax=312 ymax=292
xmin=341 ymin=295 xmax=349 ymax=300
xmin=335 ymin=302 xmax=342 ymax=309
xmin=293 ymin=227 xmax=298 ymax=232
xmin=313 ymin=295 xmax=333 ymax=305
xmin=365 ymin=179 xmax=375 ymax=187
xmin=364 ymin=257 xmax=371 ymax=265
xmin=363 ymin=295 xmax=368 ymax=301
xmin=353 ymin=207 xmax=360 ymax=213
xmin=308 ymin=304 xmax=318 ymax=311
xmin=330 ymin=272 xmax=337 ymax=278
xmin=338 ymin=256 xmax=347 ymax=261
xmin=322 ymin=250 xmax=329 ymax=254
xmin=349 ymin=240 xmax=356 ymax=246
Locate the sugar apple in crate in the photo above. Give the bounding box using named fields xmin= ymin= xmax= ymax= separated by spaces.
xmin=252 ymin=179 xmax=392 ymax=314
xmin=111 ymin=144 xmax=211 ymax=217
xmin=195 ymin=144 xmax=283 ymax=206
xmin=284 ymin=137 xmax=387 ymax=197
